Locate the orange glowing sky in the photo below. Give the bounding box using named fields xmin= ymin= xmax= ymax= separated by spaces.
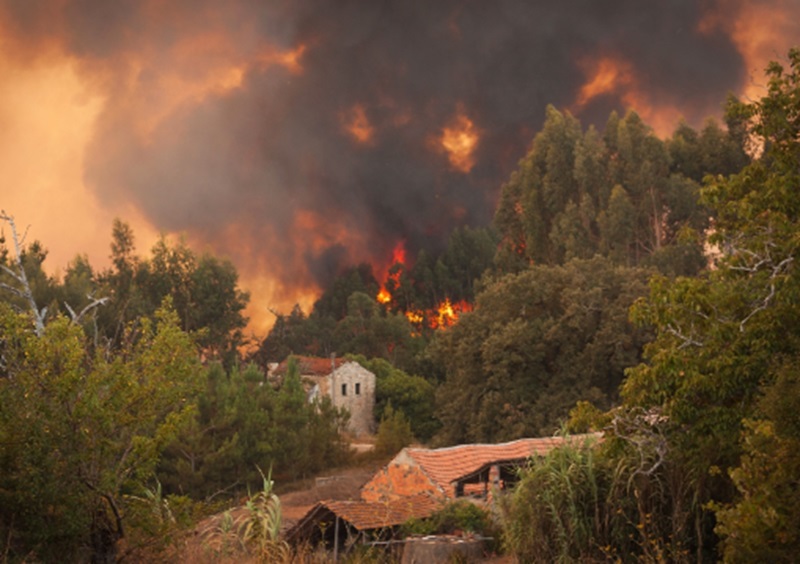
xmin=0 ymin=1 xmax=797 ymax=335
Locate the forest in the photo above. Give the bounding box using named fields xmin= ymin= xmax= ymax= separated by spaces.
xmin=1 ymin=48 xmax=799 ymax=562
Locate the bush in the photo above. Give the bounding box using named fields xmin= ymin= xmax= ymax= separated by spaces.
xmin=374 ymin=404 xmax=414 ymax=456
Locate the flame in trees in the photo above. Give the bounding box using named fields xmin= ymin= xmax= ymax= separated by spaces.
xmin=405 ymin=309 xmax=424 ymax=324
xmin=431 ymin=298 xmax=473 ymax=329
xmin=373 ymin=242 xmax=473 ymax=330
xmin=376 ymin=241 xmax=407 ymax=304
xmin=438 ymin=107 xmax=480 ymax=173
xmin=377 ymin=287 xmax=392 ymax=304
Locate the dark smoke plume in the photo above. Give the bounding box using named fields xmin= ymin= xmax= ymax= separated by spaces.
xmin=0 ymin=0 xmax=789 ymax=303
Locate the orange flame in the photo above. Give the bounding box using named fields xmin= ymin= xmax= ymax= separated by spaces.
xmin=697 ymin=2 xmax=800 ymax=104
xmin=405 ymin=310 xmax=424 ymax=324
xmin=573 ymin=54 xmax=683 ymax=137
xmin=439 ymin=107 xmax=479 ymax=173
xmin=574 ymin=56 xmax=634 ymax=108
xmin=341 ymin=103 xmax=374 ymax=144
xmin=376 ymin=240 xmax=407 ymax=305
xmin=431 ymin=298 xmax=474 ymax=329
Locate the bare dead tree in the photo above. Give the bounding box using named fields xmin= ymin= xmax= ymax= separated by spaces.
xmin=1 ymin=211 xmax=108 ymax=338
xmin=0 ymin=210 xmax=46 ymax=336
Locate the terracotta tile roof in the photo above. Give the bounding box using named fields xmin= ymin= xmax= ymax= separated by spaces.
xmin=288 ymin=433 xmax=602 ymax=544
xmin=404 ymin=433 xmax=601 ymax=497
xmin=325 ymin=495 xmax=440 ymax=529
xmin=286 ymin=494 xmax=440 ymax=541
xmin=272 ymin=356 xmax=347 ymax=377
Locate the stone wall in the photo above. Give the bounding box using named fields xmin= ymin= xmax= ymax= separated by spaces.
xmin=328 ymin=362 xmax=375 ymax=436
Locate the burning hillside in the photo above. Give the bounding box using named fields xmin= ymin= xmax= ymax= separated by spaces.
xmin=0 ymin=1 xmax=798 ymax=332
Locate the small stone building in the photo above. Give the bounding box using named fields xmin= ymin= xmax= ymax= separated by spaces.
xmin=271 ymin=356 xmax=376 ymax=436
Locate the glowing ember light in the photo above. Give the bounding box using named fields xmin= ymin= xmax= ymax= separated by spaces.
xmin=439 ymin=109 xmax=479 ymax=173
xmin=436 ymin=298 xmax=457 ymax=327
xmin=341 ymin=104 xmax=374 ymax=144
xmin=430 ymin=298 xmax=474 ymax=329
xmin=377 ymin=288 xmax=392 ymax=304
xmin=405 ymin=310 xmax=425 ymax=324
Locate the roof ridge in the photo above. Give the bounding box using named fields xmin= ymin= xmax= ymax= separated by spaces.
xmin=406 ymin=434 xmax=578 ymax=455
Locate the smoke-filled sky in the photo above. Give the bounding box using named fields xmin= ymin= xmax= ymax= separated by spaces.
xmin=0 ymin=0 xmax=797 ymax=334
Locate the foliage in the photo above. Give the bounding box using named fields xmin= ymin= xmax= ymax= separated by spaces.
xmin=100 ymin=228 xmax=250 ymax=364
xmin=493 ymin=105 xmax=741 ymax=275
xmin=0 ymin=301 xmax=201 ymax=562
xmin=238 ymin=466 xmax=291 ymax=561
xmin=620 ymin=48 xmax=800 ymax=557
xmin=374 ymin=403 xmax=414 ymax=456
xmin=501 ymin=435 xmax=603 ymax=562
xmin=434 ymin=256 xmax=651 ymax=444
xmin=714 ymin=364 xmax=800 ymax=561
xmin=501 ymin=427 xmax=690 ymax=563
xmin=403 ymin=499 xmax=495 ymax=538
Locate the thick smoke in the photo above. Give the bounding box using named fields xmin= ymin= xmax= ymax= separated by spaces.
xmin=0 ymin=0 xmax=789 ymax=305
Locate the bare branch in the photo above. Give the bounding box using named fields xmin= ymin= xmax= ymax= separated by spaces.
xmin=0 ymin=211 xmax=44 ymax=336
xmin=611 ymin=407 xmax=669 ymax=484
xmin=65 ymin=294 xmax=110 ymax=325
xmin=666 ymin=324 xmax=704 ymax=348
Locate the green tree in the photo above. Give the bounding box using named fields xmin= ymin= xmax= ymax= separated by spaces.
xmin=494 ymin=107 xmax=716 ymax=276
xmin=434 ymin=257 xmax=651 ymax=444
xmin=0 ymin=301 xmax=201 ymax=562
xmin=160 ymin=358 xmax=351 ymax=498
xmin=97 ymin=226 xmax=249 ymax=363
xmin=622 ymin=48 xmax=800 ymax=558
xmin=374 ymin=404 xmax=414 ymax=456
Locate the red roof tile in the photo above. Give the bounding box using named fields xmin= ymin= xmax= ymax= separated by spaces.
xmin=324 ymin=494 xmax=440 ymax=529
xmin=397 ymin=434 xmax=601 ymax=497
xmin=286 ymin=494 xmax=441 ymax=541
xmin=272 ymin=356 xmax=347 ymax=377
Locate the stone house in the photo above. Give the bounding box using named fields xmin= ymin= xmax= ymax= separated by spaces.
xmin=271 ymin=356 xmax=376 ymax=437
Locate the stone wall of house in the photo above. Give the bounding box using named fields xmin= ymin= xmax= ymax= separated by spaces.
xmin=328 ymin=362 xmax=375 ymax=436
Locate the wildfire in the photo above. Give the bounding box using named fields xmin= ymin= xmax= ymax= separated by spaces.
xmin=574 ymin=56 xmax=634 ymax=109
xmin=375 ymin=241 xmax=407 ymax=305
xmin=697 ymin=2 xmax=799 ymax=104
xmin=431 ymin=298 xmax=473 ymax=329
xmin=341 ymin=103 xmax=374 ymax=144
xmin=439 ymin=108 xmax=479 ymax=173
xmin=573 ymin=54 xmax=683 ymax=137
xmin=405 ymin=310 xmax=424 ymax=324
xmin=373 ymin=242 xmax=473 ymax=329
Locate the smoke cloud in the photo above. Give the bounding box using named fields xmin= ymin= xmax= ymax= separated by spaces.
xmin=0 ymin=0 xmax=797 ymax=331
